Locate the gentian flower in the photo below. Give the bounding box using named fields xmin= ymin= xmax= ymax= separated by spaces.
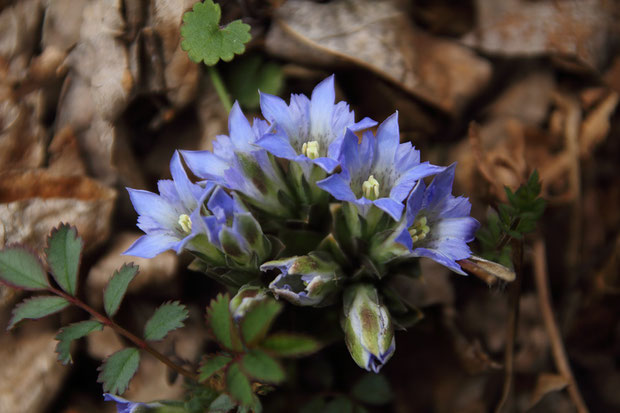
xmin=257 ymin=75 xmax=376 ymax=176
xmin=103 ymin=394 xmax=166 ymax=413
xmin=317 ymin=113 xmax=445 ymax=221
xmin=124 ymin=151 xmax=213 ymax=259
xmin=261 ymin=253 xmax=342 ymax=307
xmin=341 ymin=283 xmax=395 ymax=373
xmin=181 ymin=102 xmax=293 ymax=216
xmin=394 ymin=164 xmax=480 ymax=274
xmin=202 ymin=187 xmax=271 ymax=267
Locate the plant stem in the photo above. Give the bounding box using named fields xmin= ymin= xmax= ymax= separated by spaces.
xmin=48 ymin=286 xmax=198 ymax=382
xmin=208 ymin=65 xmax=232 ymax=113
xmin=532 ymin=237 xmax=589 ymax=413
xmin=495 ymin=240 xmax=523 ymax=413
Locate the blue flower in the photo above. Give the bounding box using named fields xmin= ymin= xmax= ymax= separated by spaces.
xmin=256 ymin=75 xmax=376 ymax=175
xmin=395 ymin=164 xmax=480 ymax=274
xmin=124 ymin=151 xmax=214 ymax=259
xmin=103 ymin=394 xmax=159 ymax=413
xmin=181 ymin=102 xmax=293 ymax=216
xmin=202 ymin=187 xmax=270 ymax=266
xmin=317 ymin=113 xmax=445 ymax=220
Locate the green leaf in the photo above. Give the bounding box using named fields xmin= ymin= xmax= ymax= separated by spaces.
xmin=45 ymin=224 xmax=82 ymax=295
xmin=0 ymin=246 xmax=48 ymax=290
xmin=324 ymin=396 xmax=353 ymax=413
xmin=226 ymin=363 xmax=253 ymax=406
xmin=208 ymin=394 xmax=237 ymax=412
xmin=98 ymin=348 xmax=141 ymax=395
xmin=8 ymin=295 xmax=70 ymax=329
xmin=181 ymin=0 xmax=251 ymax=66
xmin=103 ymin=263 xmax=139 ymax=317
xmin=351 ymin=373 xmax=393 ymax=405
xmin=240 ymin=349 xmax=285 ymax=384
xmin=240 ymin=299 xmax=282 ymax=346
xmin=227 ymin=55 xmax=283 ymax=109
xmin=55 ymin=320 xmax=103 ymax=364
xmin=144 ymin=301 xmax=189 ymax=341
xmin=207 ymin=293 xmax=242 ymax=351
xmin=260 ymin=333 xmax=321 ymax=357
xmin=198 ymin=353 xmax=232 ymax=382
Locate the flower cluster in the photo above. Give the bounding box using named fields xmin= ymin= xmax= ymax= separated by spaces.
xmin=125 ymin=75 xmax=479 ymax=373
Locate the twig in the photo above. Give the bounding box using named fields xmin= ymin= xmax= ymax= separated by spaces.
xmin=532 ymin=237 xmax=589 ymax=413
xmin=48 ymin=286 xmax=199 ymax=382
xmin=494 ymin=240 xmax=523 ymax=413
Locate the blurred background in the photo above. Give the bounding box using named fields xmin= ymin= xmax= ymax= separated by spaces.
xmin=1 ymin=0 xmax=619 ymax=411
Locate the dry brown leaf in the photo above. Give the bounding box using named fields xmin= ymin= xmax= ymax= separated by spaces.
xmin=529 ymin=373 xmax=569 ymax=408
xmin=0 ymin=99 xmax=46 ymax=172
xmin=0 ymin=169 xmax=117 ymax=250
xmin=579 ymin=91 xmax=619 ymax=157
xmin=267 ymin=0 xmax=491 ymax=113
xmin=462 ymin=0 xmax=617 ymax=71
xmin=47 ymin=125 xmax=87 ymax=176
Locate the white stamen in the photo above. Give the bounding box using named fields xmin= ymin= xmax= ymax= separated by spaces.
xmin=362 ymin=175 xmax=380 ymax=200
xmin=178 ymin=214 xmax=192 ymax=234
xmin=301 ymin=140 xmax=320 ymax=159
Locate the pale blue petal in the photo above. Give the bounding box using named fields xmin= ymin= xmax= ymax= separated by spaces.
xmin=374 ymin=112 xmax=400 ymax=170
xmin=127 ymin=188 xmax=177 ymax=229
xmin=313 ymin=156 xmax=340 ymax=173
xmin=394 ymin=228 xmax=413 ymax=250
xmin=180 ymin=150 xmax=229 ymax=184
xmin=411 ymin=247 xmax=466 ymax=275
xmin=169 ymin=151 xmax=199 ymax=209
xmin=316 ymin=173 xmax=356 ymax=202
xmin=373 ymin=197 xmax=404 ymax=221
xmin=260 ymin=92 xmax=295 ymax=137
xmin=309 ymin=75 xmax=335 ymax=137
xmin=433 ymin=217 xmax=479 ymax=243
xmin=349 ymin=116 xmax=378 ymax=131
xmin=255 ymin=133 xmax=297 ymax=159
xmin=424 ymin=164 xmax=456 ymax=207
xmin=123 ymin=234 xmax=179 ymax=258
xmin=390 ymin=162 xmax=445 ymax=202
xmin=229 ymin=102 xmax=255 ymax=151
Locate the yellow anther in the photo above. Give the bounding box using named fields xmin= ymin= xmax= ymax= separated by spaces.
xmin=409 ymin=215 xmax=430 ymax=244
xmin=362 ymin=175 xmax=380 ymax=200
xmin=302 ymin=141 xmax=320 ymax=159
xmin=178 ymin=214 xmax=192 ymax=234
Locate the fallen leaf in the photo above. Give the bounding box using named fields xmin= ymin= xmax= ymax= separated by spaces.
xmin=529 ymin=373 xmax=569 ymax=408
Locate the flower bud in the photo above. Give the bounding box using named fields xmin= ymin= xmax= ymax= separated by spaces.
xmin=341 ymin=284 xmax=395 ymax=373
xmin=229 ymin=284 xmax=269 ymax=320
xmin=261 ymin=252 xmax=342 ymax=307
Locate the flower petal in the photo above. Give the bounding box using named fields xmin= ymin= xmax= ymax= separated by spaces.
xmin=127 ymin=188 xmax=177 ymax=229
xmin=260 ymin=92 xmax=296 ymax=137
xmin=180 ymin=150 xmax=229 ymax=184
xmin=309 ymin=75 xmax=335 ymax=137
xmin=316 ymin=173 xmax=356 ymax=202
xmin=254 ymin=132 xmax=298 ymax=159
xmin=123 ymin=234 xmax=179 ymax=258
xmin=373 ymin=197 xmax=404 ymax=221
xmin=169 ymin=151 xmax=200 ymax=209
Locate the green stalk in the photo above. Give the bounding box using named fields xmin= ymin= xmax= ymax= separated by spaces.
xmin=208 ymin=65 xmax=232 ymax=113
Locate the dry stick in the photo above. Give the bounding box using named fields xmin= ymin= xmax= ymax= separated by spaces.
xmin=532 ymin=237 xmax=589 ymax=413
xmin=48 ymin=286 xmax=199 ymax=382
xmin=494 ymin=240 xmax=523 ymax=413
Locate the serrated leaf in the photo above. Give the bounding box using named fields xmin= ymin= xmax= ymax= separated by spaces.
xmin=351 ymin=373 xmax=393 ymax=405
xmin=208 ymin=394 xmax=237 ymax=412
xmin=207 ymin=293 xmax=242 ymax=351
xmin=8 ymin=295 xmax=69 ymax=329
xmin=240 ymin=299 xmax=282 ymax=346
xmin=226 ymin=363 xmax=253 ymax=406
xmin=56 ymin=320 xmax=103 ymax=364
xmin=240 ymin=349 xmax=285 ymax=384
xmin=181 ymin=0 xmax=251 ymax=66
xmin=104 ymin=263 xmax=139 ymax=317
xmin=198 ymin=353 xmax=232 ymax=382
xmin=261 ymin=333 xmax=321 ymax=357
xmin=45 ymin=224 xmax=82 ymax=295
xmin=98 ymin=348 xmax=141 ymax=395
xmin=144 ymin=301 xmax=189 ymax=341
xmin=0 ymin=246 xmax=48 ymax=290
